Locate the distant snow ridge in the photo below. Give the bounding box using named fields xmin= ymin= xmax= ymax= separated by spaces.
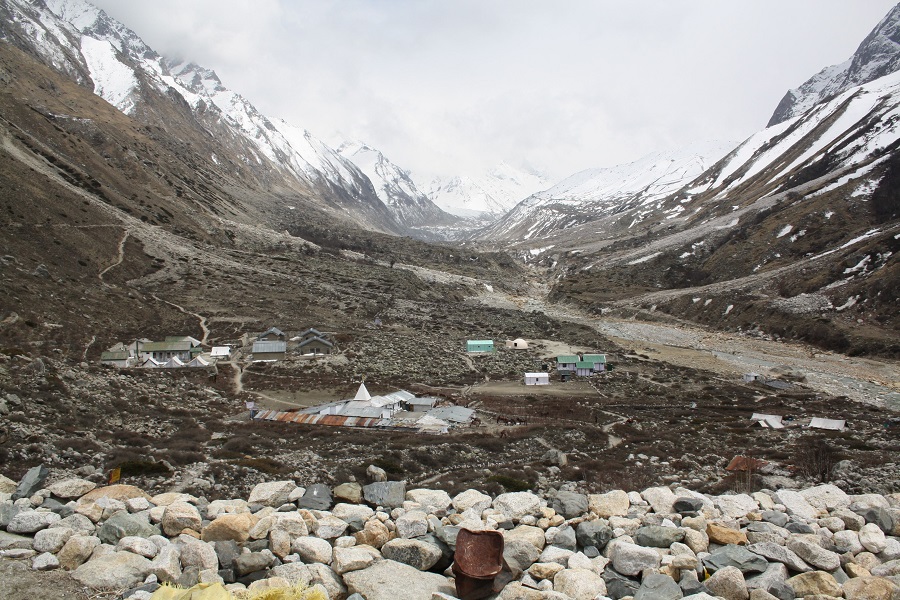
xmin=484 ymin=141 xmax=736 ymax=240
xmin=768 ymin=2 xmax=900 ymax=126
xmin=426 ymin=163 xmax=554 ymax=218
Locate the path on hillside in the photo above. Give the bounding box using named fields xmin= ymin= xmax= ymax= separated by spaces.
xmin=150 ymin=295 xmax=210 ymax=345
xmin=98 ymin=228 xmax=129 ymax=284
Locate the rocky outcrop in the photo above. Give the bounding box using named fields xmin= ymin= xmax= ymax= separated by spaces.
xmin=2 ymin=468 xmax=900 ymax=599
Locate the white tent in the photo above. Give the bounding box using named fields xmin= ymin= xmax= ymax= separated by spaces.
xmin=750 ymin=413 xmax=785 ymax=429
xmin=211 ymin=346 xmax=231 ymax=358
xmin=163 ymin=356 xmax=185 ymax=368
xmin=354 ymin=382 xmax=371 ymax=401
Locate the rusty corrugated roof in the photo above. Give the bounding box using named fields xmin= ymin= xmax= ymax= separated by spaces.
xmin=254 ymin=409 xmax=381 ymax=428
xmin=725 ymin=455 xmax=768 ymax=472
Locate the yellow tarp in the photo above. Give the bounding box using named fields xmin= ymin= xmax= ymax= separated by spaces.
xmin=149 ymin=582 xmax=327 ymax=600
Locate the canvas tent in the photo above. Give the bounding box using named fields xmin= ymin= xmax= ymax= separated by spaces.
xmin=750 ymin=413 xmax=785 ymax=429
xmin=809 ymin=418 xmax=846 ymax=431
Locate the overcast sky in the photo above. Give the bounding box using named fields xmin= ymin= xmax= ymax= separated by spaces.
xmin=91 ymin=1 xmax=898 ymax=181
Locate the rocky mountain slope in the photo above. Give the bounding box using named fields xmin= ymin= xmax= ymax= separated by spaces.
xmin=768 ymin=2 xmax=900 ymax=126
xmin=494 ymin=7 xmax=900 ymax=359
xmin=337 ymin=141 xmax=460 ymax=239
xmin=481 ymin=141 xmax=736 ymax=242
xmin=0 ymin=0 xmax=423 ymax=237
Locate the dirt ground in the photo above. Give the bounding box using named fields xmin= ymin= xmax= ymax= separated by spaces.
xmin=469 ymin=379 xmax=597 ymax=397
xmin=0 ymin=557 xmax=113 ymax=600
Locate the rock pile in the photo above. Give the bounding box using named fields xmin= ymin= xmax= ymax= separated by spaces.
xmin=1 ymin=468 xmax=899 ymax=600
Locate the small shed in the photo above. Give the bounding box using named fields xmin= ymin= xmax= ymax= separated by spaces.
xmin=809 ymin=418 xmax=846 ymax=431
xmin=506 ymin=338 xmax=529 ymax=350
xmin=407 ymin=396 xmax=437 ymax=411
xmin=299 ymin=336 xmax=333 ymax=355
xmin=743 ymin=372 xmax=763 ymax=383
xmin=100 ymin=351 xmax=131 ymax=368
xmin=466 ymin=340 xmax=494 ymax=353
xmin=139 ymin=341 xmax=193 ymax=363
xmin=211 ymin=346 xmax=231 ymax=358
xmin=525 ymin=372 xmax=549 ymax=385
xmin=252 ymin=341 xmax=287 ymax=361
xmin=257 ymin=327 xmax=286 ymax=342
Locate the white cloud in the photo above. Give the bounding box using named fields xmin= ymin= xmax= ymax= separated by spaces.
xmin=91 ymin=0 xmax=898 ymax=181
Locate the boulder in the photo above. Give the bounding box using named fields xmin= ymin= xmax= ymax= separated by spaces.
xmin=57 ymin=535 xmax=101 ymax=570
xmin=71 ymin=551 xmax=153 ymax=590
xmin=551 ymin=491 xmax=589 ymax=519
xmin=773 ymin=490 xmax=818 ymax=520
xmin=747 ymin=542 xmax=811 ymax=573
xmin=786 ymin=536 xmax=840 ymax=571
xmin=641 ymin=486 xmax=678 ymax=515
xmin=354 ymin=518 xmax=390 ymax=549
xmin=366 ymin=464 xmax=388 ymax=482
xmin=32 ymin=526 xmax=74 ymax=553
xmin=332 ymin=546 xmax=376 ymax=575
xmin=48 ymin=478 xmax=97 ymax=500
xmin=859 ymin=522 xmax=888 ymax=553
xmin=707 ymin=522 xmax=748 ymax=546
xmin=396 ymin=510 xmax=429 ymax=539
xmin=178 ymin=537 xmax=218 ymax=572
xmin=234 ymin=552 xmax=272 ymax=577
xmin=589 ymin=490 xmax=630 ymax=518
xmin=149 ymin=544 xmax=182 ymax=583
xmin=272 ymin=561 xmax=348 ymax=599
xmin=611 ymin=541 xmax=661 ymax=576
xmin=332 ymin=503 xmax=374 ymax=532
xmin=292 ymin=536 xmax=333 ymax=564
xmin=201 ymin=513 xmax=257 ymax=542
xmin=705 ymin=565 xmax=749 ymax=600
xmin=117 ymin=535 xmax=160 ymax=559
xmin=634 ymin=525 xmax=685 ymax=548
xmin=493 ymin=492 xmax=543 ymax=520
xmin=297 ymin=484 xmax=332 ymax=511
xmin=634 ymin=572 xmax=683 ymax=600
xmin=529 ymin=561 xmax=565 ymax=581
xmin=745 ymin=562 xmax=793 ymax=600
xmin=714 ymin=494 xmax=759 ymax=519
xmin=79 ymin=484 xmax=151 ymax=503
xmin=11 ymin=465 xmax=49 ymax=501
xmin=786 ymin=570 xmax=842 ymax=597
xmin=800 ymin=484 xmax=850 ymax=513
xmin=162 ymin=502 xmax=202 ymax=536
xmin=705 ymin=544 xmax=768 ymax=574
xmin=247 ymin=481 xmax=296 ymax=507
xmin=382 ymin=538 xmax=442 ymax=570
xmin=363 ymin=481 xmax=406 ymax=509
xmin=575 ymin=520 xmax=612 ymax=551
xmin=842 ymin=575 xmax=899 ymax=600
xmin=7 ymin=510 xmax=61 ymax=534
xmin=452 ymin=489 xmax=492 ymax=514
xmin=506 ymin=524 xmax=546 ymax=550
xmin=343 ymin=559 xmax=455 ymax=600
xmin=503 ymin=538 xmax=542 ymax=576
xmin=406 ymin=489 xmax=452 ymax=515
xmin=32 ymin=552 xmax=59 ymax=571
xmin=314 ymin=515 xmax=349 ymax=539
xmin=97 ymin=511 xmax=160 ymax=545
xmin=554 ymin=567 xmax=608 ymax=599
xmin=333 ymin=483 xmax=363 ymax=504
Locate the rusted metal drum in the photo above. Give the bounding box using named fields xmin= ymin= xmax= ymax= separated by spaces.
xmin=452 ymin=528 xmax=504 ymax=600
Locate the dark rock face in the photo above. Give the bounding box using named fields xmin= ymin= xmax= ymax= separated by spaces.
xmin=576 ymin=521 xmax=613 ymax=551
xmin=362 ymin=482 xmax=406 ymax=509
xmin=11 ymin=465 xmax=49 ymax=501
xmin=298 ymin=484 xmax=333 ymax=511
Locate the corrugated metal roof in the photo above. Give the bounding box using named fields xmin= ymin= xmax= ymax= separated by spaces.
xmin=299 ymin=336 xmax=333 ymax=348
xmin=101 ymin=351 xmax=129 ymax=361
xmin=340 ymin=406 xmax=384 ymax=418
xmin=525 ymin=372 xmax=548 ymax=378
xmin=254 ymin=409 xmax=382 ymax=428
xmin=211 ymin=346 xmax=231 ymax=357
xmin=252 ymin=341 xmax=286 ymax=353
xmin=557 ymin=355 xmax=579 ymax=363
xmin=408 ymin=396 xmax=437 ymax=407
xmin=575 ymin=361 xmax=594 ymax=368
xmin=809 ymin=418 xmax=846 ymax=431
xmin=582 ymin=354 xmax=607 ymax=363
xmin=750 ymin=413 xmax=785 ymax=429
xmin=371 ymin=390 xmax=415 ymax=407
xmin=258 ymin=327 xmax=285 ymax=339
xmin=141 ymin=341 xmax=192 ymax=352
xmin=428 ymin=406 xmax=475 ymax=423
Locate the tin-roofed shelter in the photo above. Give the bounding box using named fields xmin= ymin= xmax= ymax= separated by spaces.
xmin=299 ymin=336 xmax=333 ymax=355
xmin=466 ymin=340 xmax=494 ymax=353
xmin=575 ymin=361 xmax=595 ymax=377
xmin=407 ymin=396 xmax=437 ymax=411
xmin=100 ymin=351 xmax=132 ymax=368
xmin=252 ymin=341 xmax=286 ymax=361
xmin=525 ymin=372 xmax=549 ymax=385
xmin=166 ymin=335 xmax=202 ymax=347
xmin=582 ymin=354 xmax=607 ymax=372
xmin=556 ymin=355 xmax=579 ymax=372
xmin=138 ymin=341 xmax=193 ymax=363
xmin=750 ymin=413 xmax=785 ymax=429
xmin=211 ymin=346 xmax=231 ymax=358
xmin=809 ymin=418 xmax=846 ymax=431
xmin=257 ymin=327 xmax=286 ymax=342
xmin=298 ymin=327 xmax=325 ymax=342
xmin=428 ymin=406 xmax=475 ymax=424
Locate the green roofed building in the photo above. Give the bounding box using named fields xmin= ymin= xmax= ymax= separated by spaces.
xmin=582 ymin=354 xmax=607 ymax=372
xmin=466 ymin=340 xmax=494 ymax=353
xmin=556 ymin=355 xmax=579 ymax=372
xmin=138 ymin=341 xmax=193 ymax=363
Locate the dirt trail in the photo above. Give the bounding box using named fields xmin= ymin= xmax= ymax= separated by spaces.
xmin=98 ymin=228 xmax=129 ymax=284
xmin=151 ymin=295 xmax=210 ymax=345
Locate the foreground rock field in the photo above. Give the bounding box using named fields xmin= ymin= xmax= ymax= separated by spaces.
xmin=2 ymin=468 xmax=900 ymax=600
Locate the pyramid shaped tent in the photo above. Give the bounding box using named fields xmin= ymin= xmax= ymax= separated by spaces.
xmin=354 ymin=382 xmax=371 ymax=401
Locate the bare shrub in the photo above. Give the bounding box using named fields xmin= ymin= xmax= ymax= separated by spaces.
xmin=794 ymin=439 xmax=836 ymax=482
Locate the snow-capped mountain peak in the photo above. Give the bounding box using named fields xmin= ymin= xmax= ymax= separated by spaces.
xmin=426 ymin=164 xmax=554 ymax=218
